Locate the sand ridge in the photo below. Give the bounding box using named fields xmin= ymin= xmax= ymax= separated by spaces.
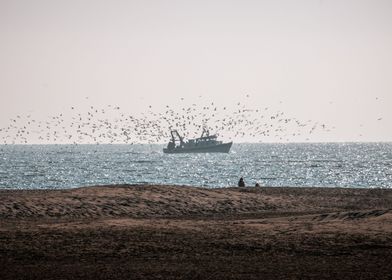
xmin=1 ymin=184 xmax=391 ymax=220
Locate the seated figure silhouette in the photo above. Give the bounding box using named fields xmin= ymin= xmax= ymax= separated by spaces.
xmin=238 ymin=177 xmax=245 ymax=187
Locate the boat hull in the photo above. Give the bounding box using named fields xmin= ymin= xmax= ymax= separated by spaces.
xmin=163 ymin=142 xmax=232 ymax=154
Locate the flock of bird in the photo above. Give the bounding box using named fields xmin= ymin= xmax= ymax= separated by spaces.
xmin=0 ymin=97 xmax=336 ymax=145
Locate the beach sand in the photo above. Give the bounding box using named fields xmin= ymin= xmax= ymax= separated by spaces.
xmin=1 ymin=185 xmax=392 ymax=279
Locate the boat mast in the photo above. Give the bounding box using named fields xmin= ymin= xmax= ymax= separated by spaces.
xmin=171 ymin=130 xmax=184 ymax=146
xmin=201 ymin=127 xmax=210 ymax=138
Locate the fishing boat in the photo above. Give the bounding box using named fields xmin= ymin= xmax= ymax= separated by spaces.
xmin=163 ymin=129 xmax=232 ymax=154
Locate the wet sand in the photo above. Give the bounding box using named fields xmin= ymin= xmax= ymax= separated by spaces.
xmin=1 ymin=185 xmax=392 ymax=279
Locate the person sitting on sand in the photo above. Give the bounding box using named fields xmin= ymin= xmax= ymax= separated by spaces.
xmin=255 ymin=183 xmax=260 ymax=187
xmin=238 ymin=177 xmax=245 ymax=187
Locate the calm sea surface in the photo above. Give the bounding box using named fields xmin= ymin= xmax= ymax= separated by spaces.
xmin=0 ymin=143 xmax=391 ymax=189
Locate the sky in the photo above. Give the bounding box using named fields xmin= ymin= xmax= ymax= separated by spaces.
xmin=0 ymin=0 xmax=391 ymax=143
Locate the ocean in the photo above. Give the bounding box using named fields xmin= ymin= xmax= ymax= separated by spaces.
xmin=0 ymin=143 xmax=391 ymax=189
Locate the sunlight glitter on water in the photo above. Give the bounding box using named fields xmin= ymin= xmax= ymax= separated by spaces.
xmin=0 ymin=143 xmax=391 ymax=189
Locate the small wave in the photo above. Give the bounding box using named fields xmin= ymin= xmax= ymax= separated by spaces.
xmin=55 ymin=151 xmax=77 ymax=155
xmin=23 ymin=173 xmax=45 ymax=177
xmin=129 ymin=160 xmax=156 ymax=164
xmin=288 ymin=159 xmax=342 ymax=163
xmin=134 ymin=181 xmax=150 ymax=184
xmin=312 ymin=159 xmax=342 ymax=163
xmin=47 ymin=178 xmax=65 ymax=182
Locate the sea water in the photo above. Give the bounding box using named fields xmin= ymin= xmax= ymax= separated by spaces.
xmin=0 ymin=143 xmax=391 ymax=189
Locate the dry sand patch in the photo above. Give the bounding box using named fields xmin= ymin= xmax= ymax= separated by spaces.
xmin=1 ymin=185 xmax=392 ymax=279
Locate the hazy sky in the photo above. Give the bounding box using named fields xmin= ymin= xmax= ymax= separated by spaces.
xmin=1 ymin=0 xmax=391 ymax=142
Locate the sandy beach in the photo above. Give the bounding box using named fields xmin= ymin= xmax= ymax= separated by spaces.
xmin=1 ymin=184 xmax=392 ymax=279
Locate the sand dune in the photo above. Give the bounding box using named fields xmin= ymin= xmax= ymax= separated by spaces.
xmin=1 ymin=185 xmax=392 ymax=279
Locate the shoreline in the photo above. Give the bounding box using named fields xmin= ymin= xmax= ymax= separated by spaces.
xmin=1 ymin=183 xmax=391 ymax=192
xmin=1 ymin=184 xmax=392 ymax=279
